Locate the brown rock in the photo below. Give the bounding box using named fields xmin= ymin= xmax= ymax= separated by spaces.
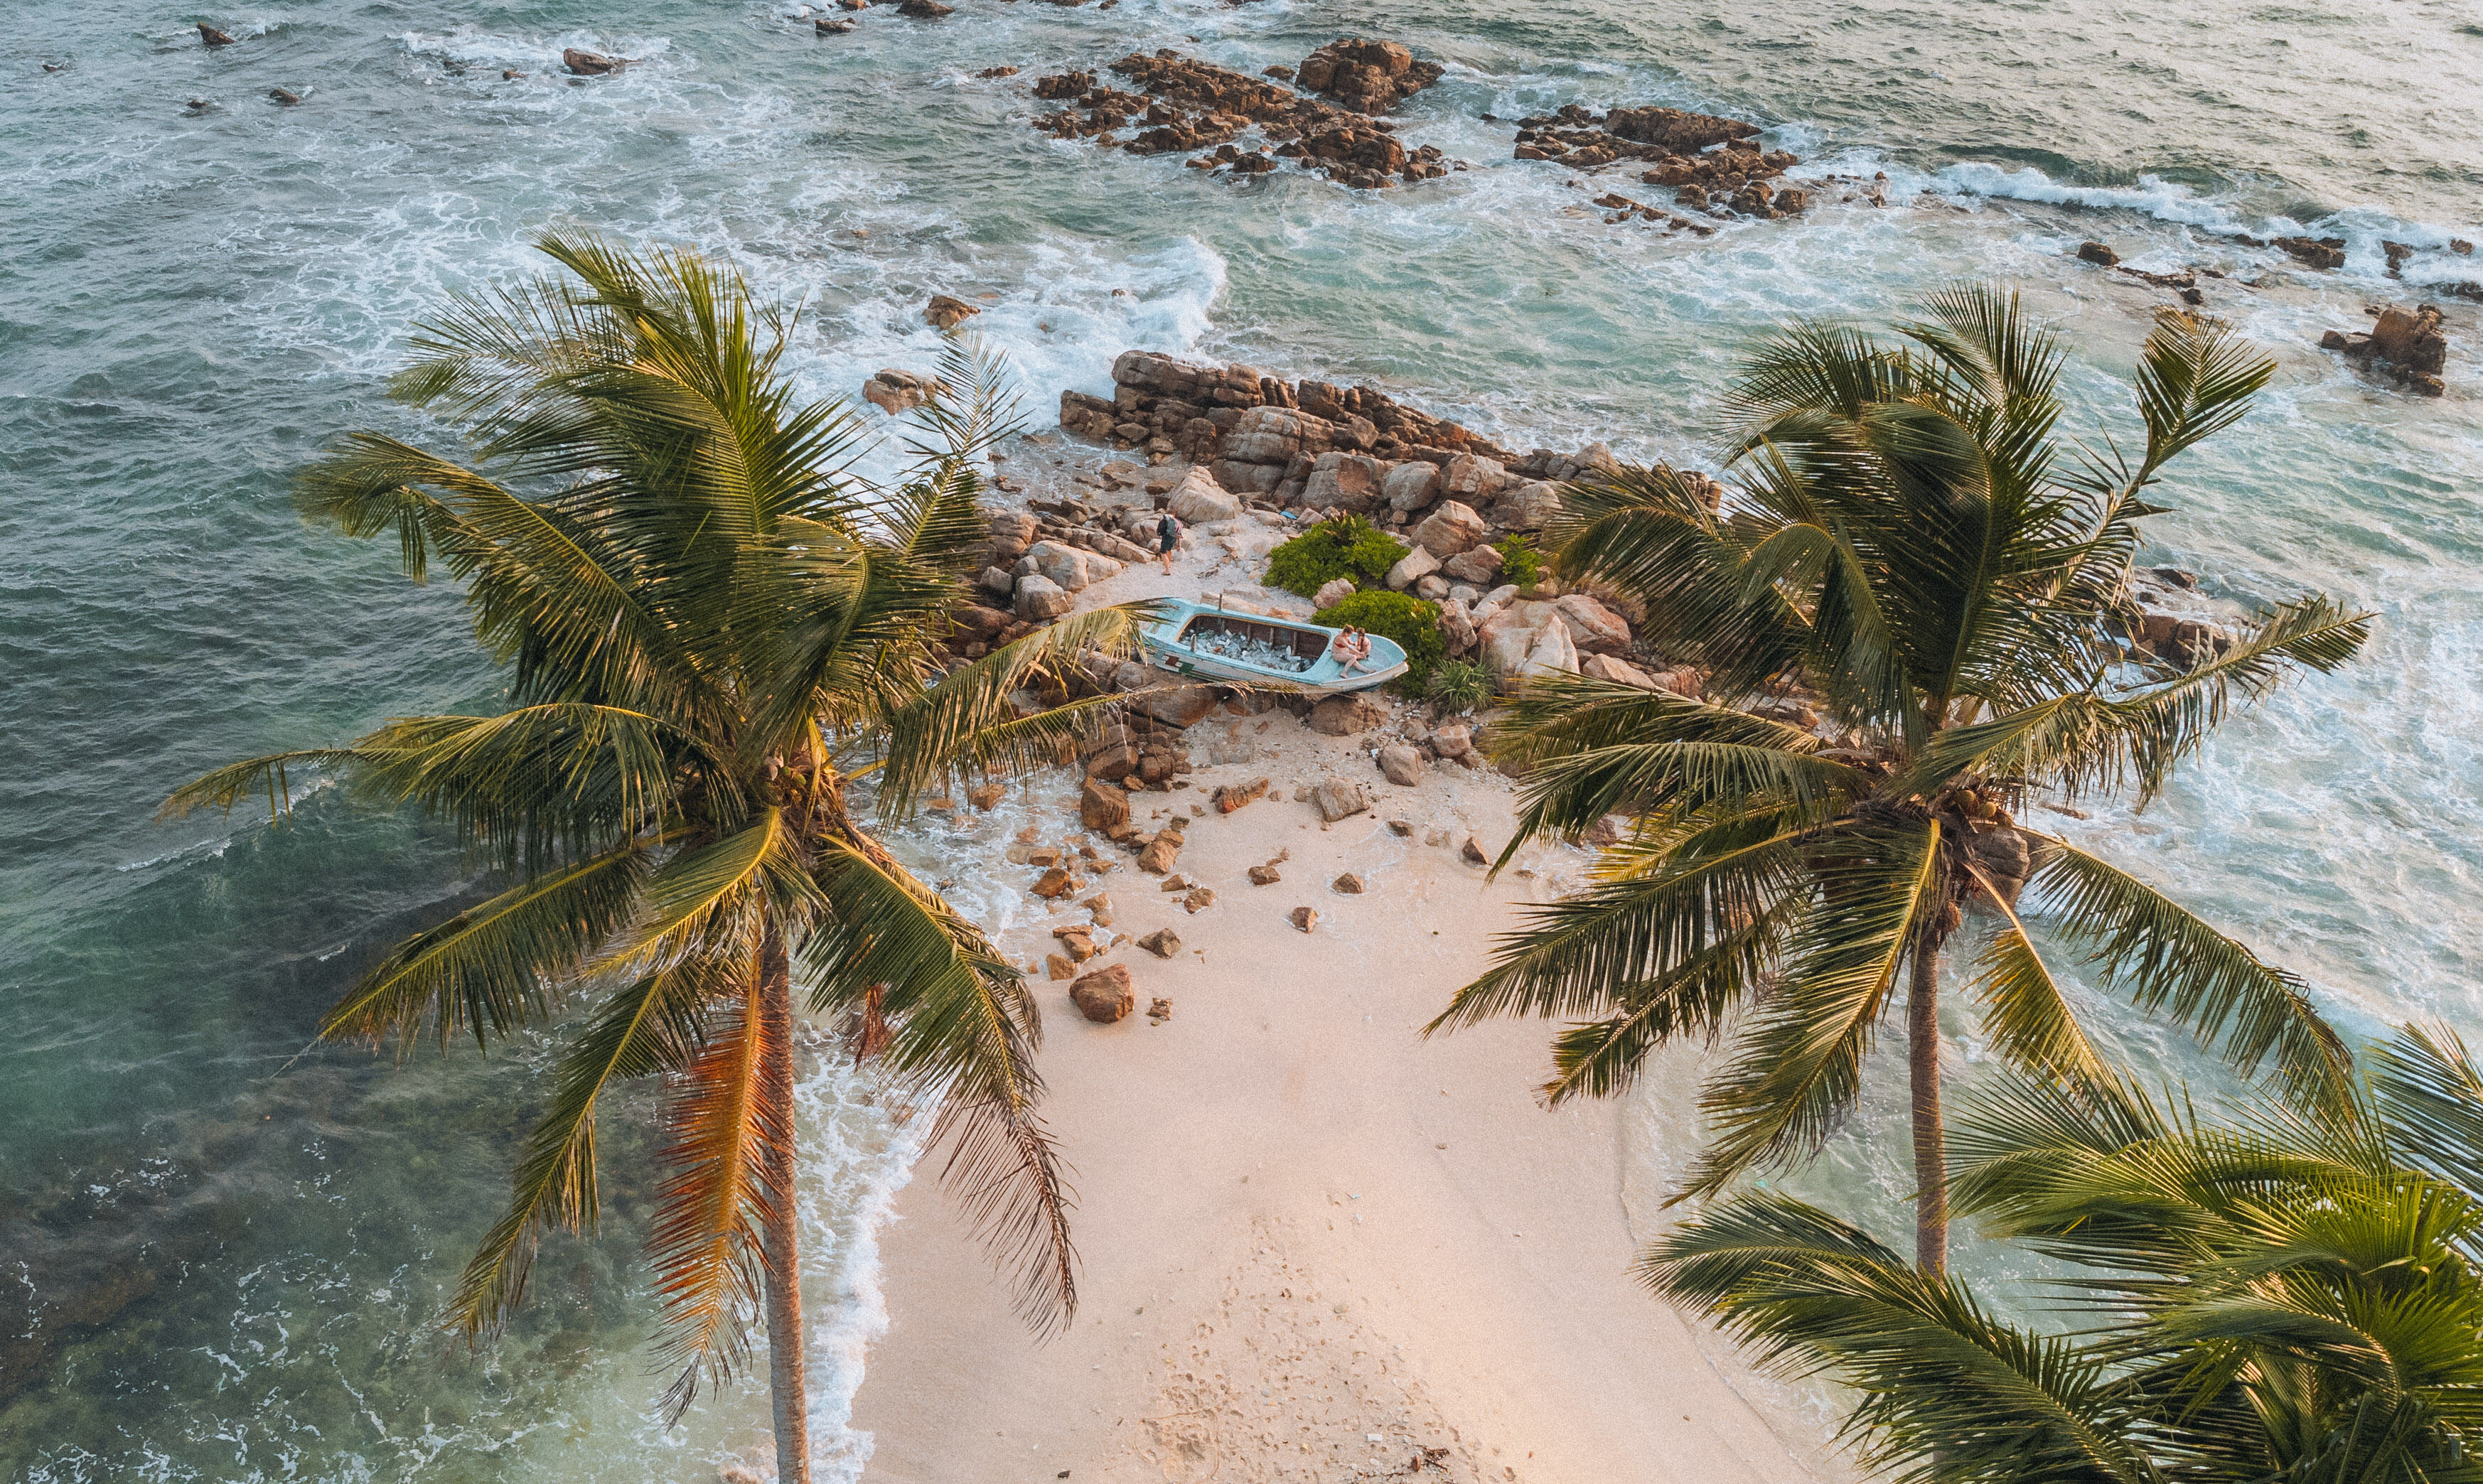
xmin=1375 ymin=744 xmax=1427 ymax=786
xmin=968 ymin=781 xmax=1007 ymax=810
xmin=1143 ymin=684 xmax=1224 ymax=728
xmin=1430 ymin=720 xmax=1474 ymax=758
xmin=198 ymin=22 xmax=237 ymax=46
xmin=2076 ymin=241 xmax=2118 ymax=267
xmin=1409 ymin=500 xmax=1488 ymax=556
xmin=562 ymin=48 xmax=633 ymax=75
xmin=1182 ymin=887 xmax=1216 ymax=913
xmin=924 ymin=293 xmax=978 ymax=329
xmin=1137 ymin=832 xmax=1184 ymax=874
xmin=1047 ymin=952 xmax=1077 ymax=981
xmin=1307 ymin=693 xmax=1388 ymax=736
xmin=1137 ymin=928 xmax=1182 ymax=957
xmin=1289 ymin=905 xmax=1319 ymax=932
xmin=899 ymin=0 xmax=954 ymax=16
xmin=1248 ymin=863 xmax=1282 ymax=886
xmin=1081 ymin=778 xmax=1132 ymax=832
xmin=1388 ymin=819 xmax=1414 ymax=836
xmin=1461 ymin=835 xmax=1490 ymax=866
xmin=1552 ymin=593 xmax=1632 ymax=655
xmin=1052 ymin=926 xmax=1101 ymax=962
xmin=1071 ymin=964 xmax=1136 ymax=1022
xmin=1580 ymin=652 xmax=1657 ymax=688
xmin=1333 ymin=873 xmax=1364 ymax=893
xmin=1083 ymin=892 xmax=1115 ymax=927
xmin=1213 ymin=776 xmax=1270 ymax=813
xmin=1033 ymin=867 xmax=1078 ymax=898
xmin=1312 ymin=777 xmax=1373 ymax=822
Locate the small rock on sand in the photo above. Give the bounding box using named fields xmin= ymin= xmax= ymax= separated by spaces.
xmin=1290 ymin=905 xmax=1319 ymax=933
xmin=1388 ymin=819 xmax=1414 ymax=837
xmin=1147 ymin=997 xmax=1173 ymax=1023
xmin=1213 ymin=777 xmax=1270 ymax=814
xmin=1248 ymin=863 xmax=1282 ymax=885
xmin=1375 ymin=745 xmax=1426 ymax=786
xmin=1461 ymin=836 xmax=1490 ymax=865
xmin=1312 ymin=778 xmax=1373 ymax=822
xmin=1183 ymin=887 xmax=1216 ymax=913
xmin=1333 ymin=873 xmax=1364 ymax=894
xmin=1137 ymin=928 xmax=1182 ymax=957
xmin=1071 ymin=964 xmax=1135 ymax=1023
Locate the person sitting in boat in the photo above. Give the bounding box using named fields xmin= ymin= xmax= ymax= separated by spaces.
xmin=1332 ymin=625 xmax=1372 ymax=674
xmin=1156 ymin=510 xmax=1181 ymax=576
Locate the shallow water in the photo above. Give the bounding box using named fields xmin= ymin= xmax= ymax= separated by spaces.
xmin=4 ymin=0 xmax=2479 ymax=1478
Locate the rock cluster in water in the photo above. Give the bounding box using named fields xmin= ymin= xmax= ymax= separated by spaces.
xmin=2323 ymin=303 xmax=2450 ymax=397
xmin=1030 ymin=41 xmax=1457 ymax=189
xmin=1501 ymin=103 xmax=1806 ymax=219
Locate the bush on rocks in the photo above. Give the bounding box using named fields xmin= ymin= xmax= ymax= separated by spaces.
xmin=1265 ymin=515 xmax=1407 ymax=598
xmin=1314 ymin=588 xmax=1445 ymax=693
xmin=1493 ymin=535 xmax=1543 ymax=589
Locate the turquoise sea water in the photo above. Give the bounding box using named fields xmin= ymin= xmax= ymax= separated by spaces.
xmin=4 ymin=1 xmax=2479 ymax=1478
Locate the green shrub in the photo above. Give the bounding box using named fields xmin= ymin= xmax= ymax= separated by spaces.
xmin=1425 ymin=658 xmax=1491 ymax=714
xmin=1493 ymin=535 xmax=1543 ymax=590
xmin=1265 ymin=515 xmax=1407 ymax=598
xmin=1314 ymin=588 xmax=1445 ymax=694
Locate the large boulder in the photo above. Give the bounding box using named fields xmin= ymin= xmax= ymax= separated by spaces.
xmin=1311 ymin=776 xmax=1373 ymax=822
xmin=1439 ymin=453 xmax=1509 ymax=503
xmin=1313 ymin=577 xmax=1358 ymax=609
xmin=1440 ymin=544 xmax=1503 ymax=585
xmin=1166 ymin=467 xmax=1242 ymax=524
xmin=1409 ymin=500 xmax=1488 ymax=556
xmin=1383 ymin=461 xmax=1442 ymax=512
xmin=985 ymin=510 xmax=1039 ymax=564
xmin=1021 ymin=540 xmax=1122 ymax=592
xmin=1014 ymin=574 xmax=1073 ymax=620
xmin=923 ymin=293 xmax=979 ymax=329
xmin=1496 ymin=480 xmax=1565 ymax=531
xmin=1437 ymin=600 xmax=1476 ymax=655
xmin=1384 ymin=544 xmax=1439 ymax=591
xmin=1223 ymin=405 xmax=1333 ymax=466
xmin=1307 ymin=692 xmax=1388 ymax=736
xmin=1302 ymin=452 xmax=1384 ymax=512
xmin=1140 ymin=684 xmax=1222 ymax=728
xmin=1553 ymin=593 xmax=1632 ymax=655
xmin=1070 ymin=964 xmax=1135 ymax=1023
xmin=1580 ymin=653 xmax=1658 ymax=688
xmin=1080 ymin=778 xmax=1131 ymax=831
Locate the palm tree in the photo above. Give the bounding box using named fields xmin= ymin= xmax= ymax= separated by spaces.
xmin=1643 ymin=1026 xmax=2483 ymax=1483
xmin=161 ymin=234 xmax=1149 ymax=1483
xmin=1429 ymin=289 xmax=2371 ymax=1270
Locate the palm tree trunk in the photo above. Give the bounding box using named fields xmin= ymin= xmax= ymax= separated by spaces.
xmin=758 ymin=927 xmax=811 ymax=1484
xmin=1907 ymin=942 xmax=1948 ymax=1274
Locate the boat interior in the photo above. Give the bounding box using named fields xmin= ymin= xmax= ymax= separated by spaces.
xmin=1174 ymin=611 xmax=1329 ymax=661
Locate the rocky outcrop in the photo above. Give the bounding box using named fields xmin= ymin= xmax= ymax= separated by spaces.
xmin=1502 ymin=103 xmax=1806 ymax=222
xmin=1029 ymin=44 xmax=1457 ymax=190
xmin=2322 ymin=304 xmax=2450 ymax=396
xmin=562 ymin=48 xmax=633 ymax=75
xmin=923 ymin=294 xmax=978 ymax=330
xmin=1296 ymin=39 xmax=1444 ymax=114
xmin=1060 ymin=348 xmax=1518 ymax=475
xmin=863 ymin=367 xmax=939 ymax=414
xmin=198 ymin=23 xmax=238 ymax=46
xmin=2273 ymin=235 xmax=2347 ymax=271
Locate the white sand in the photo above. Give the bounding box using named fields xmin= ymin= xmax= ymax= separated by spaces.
xmin=847 ymin=482 xmax=1837 ymax=1483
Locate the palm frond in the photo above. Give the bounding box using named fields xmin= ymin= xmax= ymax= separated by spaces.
xmin=2369 ymin=1023 xmax=2483 ymax=1197
xmin=445 ymin=958 xmax=717 ymax=1336
xmin=321 ymin=839 xmax=653 ymax=1051
xmin=2022 ymin=834 xmax=2356 ymax=1117
xmin=805 ymin=833 xmax=1077 ymax=1333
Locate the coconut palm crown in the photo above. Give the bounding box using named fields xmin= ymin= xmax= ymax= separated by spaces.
xmin=1646 ymin=1026 xmax=2483 ymax=1484
xmin=161 ymin=235 xmax=1151 ymax=1483
xmin=1430 ymin=288 xmax=2372 ymax=1269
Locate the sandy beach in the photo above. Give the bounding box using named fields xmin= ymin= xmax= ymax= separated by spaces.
xmin=848 ymin=468 xmax=1833 ymax=1483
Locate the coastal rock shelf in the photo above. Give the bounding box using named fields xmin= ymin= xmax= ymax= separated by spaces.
xmin=1029 ymin=41 xmax=1459 ymax=189
xmin=1061 ymin=349 xmax=1521 ymax=480
xmin=1505 ymin=102 xmax=1808 ymax=220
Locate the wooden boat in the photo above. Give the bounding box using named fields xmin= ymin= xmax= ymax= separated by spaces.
xmin=1138 ymin=597 xmax=1407 ymax=693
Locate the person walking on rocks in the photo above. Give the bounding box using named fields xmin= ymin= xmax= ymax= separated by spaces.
xmin=1156 ymin=509 xmax=1181 ymax=576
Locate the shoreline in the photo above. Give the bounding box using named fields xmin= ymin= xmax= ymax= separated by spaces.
xmin=843 ymin=468 xmax=1843 ymax=1483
